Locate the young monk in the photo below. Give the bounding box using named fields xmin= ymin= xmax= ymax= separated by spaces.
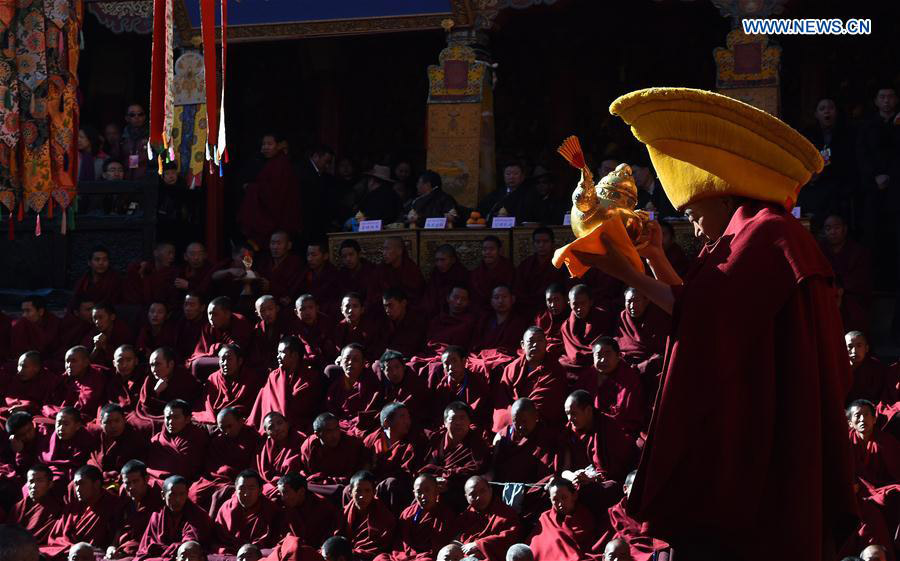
xmin=334 ymin=292 xmax=384 ymax=362
xmin=289 ymin=293 xmax=338 ymax=370
xmin=43 ymin=346 xmax=107 ymax=422
xmin=846 ymin=399 xmax=900 ymax=488
xmin=533 ymin=283 xmax=569 ymax=355
xmin=0 ymin=351 xmax=58 ymax=419
xmin=380 ymin=289 xmax=426 ymax=358
xmin=528 ymin=477 xmax=604 ymax=561
xmin=615 ymin=286 xmax=670 ymax=395
xmin=10 ymin=296 xmax=60 ymax=359
xmin=83 ymin=302 xmax=134 ymax=367
xmin=256 ymin=230 xmax=304 ymax=307
xmin=249 ymin=294 xmax=288 ymax=371
xmin=325 ymin=344 xmax=381 ymax=435
xmin=376 ymin=473 xmax=457 ymax=561
xmin=213 ymin=470 xmax=280 ymax=554
xmin=430 ymin=346 xmax=493 ymax=430
xmin=409 ymin=286 xmax=478 ymax=379
xmin=70 ymin=245 xmax=123 ymax=308
xmin=337 ymin=239 xmax=380 ymax=311
xmin=256 ymin=412 xmax=306 ymax=497
xmin=368 ymin=350 xmax=428 ymax=430
xmin=300 ymin=412 xmax=370 ymax=496
xmin=8 ymin=464 xmax=64 ymax=544
xmin=125 ymin=242 xmax=178 ymax=308
xmin=57 ymin=298 xmax=95 ymax=360
xmin=339 ymin=470 xmax=397 ymax=560
xmin=599 ymin=471 xmax=670 ymax=561
xmin=134 ymin=347 xmax=201 ymax=431
xmin=513 ymin=228 xmax=569 ymax=316
xmin=35 ymin=407 xmax=96 ymax=484
xmin=469 ymin=235 xmax=516 ymax=313
xmin=88 ymin=403 xmax=151 ymax=484
xmin=365 ymin=402 xmax=428 ymax=514
xmin=422 ymin=244 xmax=471 ymax=317
xmin=6 ymin=411 xmax=43 ymax=478
xmin=469 ymin=285 xmax=530 ymax=382
xmin=146 ymin=399 xmax=210 ymax=482
xmin=194 ymin=344 xmax=259 ymax=425
xmin=190 ymin=296 xmax=253 ymax=381
xmin=136 ymin=475 xmax=214 ymax=561
xmin=275 ymin=472 xmax=341 ymax=547
xmin=558 ymin=285 xmax=617 ymax=384
xmin=248 ymin=336 xmax=321 ymax=434
xmin=846 ymin=331 xmax=896 ymax=406
xmin=374 ymin=237 xmax=425 ymax=310
xmin=299 ymin=241 xmax=343 ymax=319
xmin=104 ymin=344 xmax=147 ymax=412
xmin=189 ymin=408 xmax=262 ymax=510
xmin=174 ymin=242 xmax=214 ymax=302
xmin=136 ymin=302 xmax=177 ymax=360
xmin=108 ymin=460 xmax=164 ymax=559
xmin=579 ymin=337 xmax=646 ymax=439
xmin=175 ymin=292 xmax=206 ymax=363
xmin=456 ymin=475 xmax=523 ymax=561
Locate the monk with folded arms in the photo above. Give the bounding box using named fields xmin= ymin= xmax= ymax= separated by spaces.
xmin=136 ymin=475 xmax=213 ymax=561
xmin=455 ymin=475 xmax=522 ymax=561
xmin=146 ymin=399 xmax=209 ymax=483
xmin=108 ymin=460 xmax=164 ymax=560
xmin=248 ymin=335 xmax=321 ymax=434
xmin=256 ymin=412 xmax=305 ymax=497
xmin=375 ymin=473 xmax=457 ymax=561
xmin=42 ymin=346 xmax=108 ymax=422
xmin=325 ymin=343 xmax=381 ymax=435
xmin=88 ymin=403 xmax=151 ymax=484
xmin=189 ymin=407 xmax=261 ymax=510
xmin=0 ymin=351 xmax=58 ymax=419
xmin=213 ymin=469 xmax=280 ymax=554
xmin=38 ymin=407 xmax=96 ymax=484
xmin=8 ymin=464 xmax=63 ymax=544
xmin=275 ymin=472 xmax=341 ymax=548
xmin=339 ymin=470 xmax=397 ymax=561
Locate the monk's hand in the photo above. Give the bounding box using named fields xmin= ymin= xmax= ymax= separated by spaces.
xmin=174 ymin=277 xmax=189 ymax=289
xmin=570 ymin=234 xmax=638 ymax=284
xmin=8 ymin=434 xmax=23 ymax=452
xmin=153 ymin=377 xmax=168 ymax=394
xmin=105 ymin=546 xmax=118 ymax=559
xmin=93 ymin=333 xmax=107 ymax=349
xmin=461 ymin=543 xmax=482 ymax=556
xmin=636 ymin=221 xmax=665 ymax=261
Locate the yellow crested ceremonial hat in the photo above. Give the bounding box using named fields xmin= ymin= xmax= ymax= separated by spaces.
xmin=609 ymin=87 xmax=824 ymax=210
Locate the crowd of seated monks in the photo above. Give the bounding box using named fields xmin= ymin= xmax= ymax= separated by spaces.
xmin=0 ymin=225 xmax=898 ymax=561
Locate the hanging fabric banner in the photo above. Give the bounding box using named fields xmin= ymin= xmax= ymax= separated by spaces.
xmin=149 ymin=0 xmax=174 ymax=171
xmin=199 ymin=0 xmax=218 ymax=164
xmin=215 ymin=0 xmax=227 ymax=166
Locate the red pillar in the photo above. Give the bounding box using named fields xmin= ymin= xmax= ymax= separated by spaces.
xmin=205 ymin=164 xmax=223 ymax=263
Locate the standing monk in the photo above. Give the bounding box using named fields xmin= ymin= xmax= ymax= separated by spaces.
xmin=574 ymin=88 xmax=857 ymax=559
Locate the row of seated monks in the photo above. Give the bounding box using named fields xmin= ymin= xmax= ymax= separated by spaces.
xmin=0 ymin=224 xmax=898 ymax=561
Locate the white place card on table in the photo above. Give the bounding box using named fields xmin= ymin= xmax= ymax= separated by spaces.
xmin=424 ymin=217 xmax=447 ymax=229
xmin=358 ymin=220 xmax=383 ymax=232
xmin=491 ymin=216 xmax=516 ymax=229
xmin=791 ymin=207 xmax=801 ymax=218
xmin=563 ymin=213 xmax=571 ymax=226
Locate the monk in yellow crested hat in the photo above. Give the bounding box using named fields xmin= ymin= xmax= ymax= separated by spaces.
xmin=567 ymin=87 xmax=857 ymax=561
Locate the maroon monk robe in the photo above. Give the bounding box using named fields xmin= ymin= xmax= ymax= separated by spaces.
xmin=429 ymin=369 xmax=493 ymax=430
xmin=287 ymin=311 xmax=339 ymax=370
xmin=468 ymin=312 xmax=530 ymax=382
xmin=368 ymin=364 xmax=429 ymax=429
xmin=189 ymin=312 xmax=253 ymax=366
xmin=364 ymin=428 xmax=424 ymax=485
xmin=56 ymin=311 xmax=94 ymax=360
xmin=214 ymin=493 xmax=280 ymax=553
xmin=849 ymin=428 xmax=900 ymax=488
xmin=580 ymin=269 xmax=626 ymax=314
xmin=494 ymin=355 xmax=568 ymax=431
xmin=298 ymin=261 xmax=343 ymax=319
xmin=175 ymin=260 xmax=214 ymax=301
xmin=145 ymin=422 xmax=210 ymax=482
xmin=456 ymin=497 xmax=523 ymax=561
xmin=175 ymin=315 xmax=204 ymax=364
xmin=189 ymin=425 xmax=261 ymax=508
xmin=513 ymin=254 xmax=570 ymax=317
xmin=837 ymin=489 xmax=893 ymax=561
xmin=87 ymin=420 xmax=151 ymax=484
xmin=0 ymin=366 xmax=59 ymax=419
xmin=493 ymin=422 xmax=564 ymax=485
xmin=132 ymin=367 xmax=201 ymax=430
xmin=664 ymin=241 xmax=692 ymax=278
xmin=115 ymin=482 xmax=164 ymax=556
xmin=821 ymin=238 xmax=872 ymax=333
xmin=9 ymin=492 xmax=64 ymax=544
xmin=82 ymin=318 xmax=135 ymax=367
xmin=420 ymin=429 xmax=490 ymax=494
xmin=421 ymin=261 xmax=471 ymax=318
xmin=337 ymin=258 xmax=381 ymax=311
xmin=10 ymin=313 xmax=60 ymax=358
xmin=135 ymin=500 xmax=213 ymax=561
xmin=615 ymin=304 xmax=670 ymax=386
xmin=848 ymin=356 xmax=896 ymax=407
xmin=408 ymin=311 xmax=479 ymax=376
xmin=576 ymin=360 xmax=646 ymax=438
xmin=194 ymin=366 xmax=261 ymax=425
xmin=599 ymin=498 xmax=669 ymax=561
xmin=470 ymin=256 xmax=516 ymax=313
xmin=103 ymin=364 xmax=148 ymax=413
xmin=42 ymin=364 xmax=109 ymax=422
xmin=559 ymin=307 xmax=617 ymax=380
xmin=42 ymin=488 xmax=122 ymax=558
xmin=125 ymin=262 xmax=179 ymax=309
xmin=334 ymin=314 xmax=386 ymax=362
xmin=565 ymin=415 xmax=637 ymax=487
xmin=376 ymin=500 xmax=457 ymax=561
xmin=534 ymin=307 xmax=569 ymax=356
xmin=247 ymin=365 xmax=323 ymax=434
xmin=325 ymin=367 xmax=381 ymax=435
xmin=629 ymin=204 xmax=857 ymax=559
xmin=257 ymin=430 xmax=306 ymax=495
xmin=71 ymin=269 xmax=123 ymax=307
xmin=249 ymin=316 xmax=291 ymax=372
xmin=299 ymin=431 xmax=369 ymax=486
xmin=261 ymin=536 xmax=325 ymax=561
xmin=528 ymin=504 xmax=604 ymax=561
xmin=135 ymin=321 xmax=179 ymax=361
xmin=382 ymin=311 xmax=427 ymax=358
xmin=339 ymin=497 xmax=397 ymax=560
xmin=238 ymin=153 xmax=302 ymax=247
xmin=375 ymin=256 xmax=426 ymax=309
xmin=257 ymin=253 xmax=305 ymax=304
xmin=11 ymin=422 xmax=49 ymax=478
xmin=277 ymin=490 xmax=341 ymax=546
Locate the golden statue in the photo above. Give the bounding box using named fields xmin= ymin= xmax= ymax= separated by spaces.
xmin=552 ymin=136 xmax=649 ymax=277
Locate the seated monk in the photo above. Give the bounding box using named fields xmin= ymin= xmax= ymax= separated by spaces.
xmin=821 ymin=214 xmax=872 ymax=333
xmin=513 ymin=228 xmax=569 ymax=317
xmin=421 ymin=402 xmax=490 ymax=511
xmin=381 ymin=289 xmax=426 ymax=358
xmin=469 ymin=285 xmax=530 ymax=383
xmin=6 ymin=411 xmax=42 ymax=478
xmin=8 ymin=464 xmax=64 ymax=544
xmin=260 ymin=536 xmax=328 ymax=561
xmin=248 ymin=336 xmax=322 ymax=434
xmin=67 ymin=542 xmax=94 ymax=561
xmin=133 ymin=347 xmax=201 ymax=431
xmin=256 ymin=412 xmax=306 ymax=497
xmin=175 ymin=540 xmax=208 ymax=561
xmin=83 ymin=303 xmax=134 ymax=368
xmin=70 ymin=245 xmax=123 ymax=309
xmin=559 ymin=285 xmax=616 ymax=384
xmin=456 ymin=475 xmax=523 ymax=561
xmin=146 ymin=399 xmax=210 ymax=482
xmin=847 ymin=400 xmax=900 ymax=488
xmin=195 ymin=344 xmax=260 ymax=425
xmin=104 ymin=345 xmax=147 ymax=412
xmin=527 ymin=477 xmax=605 ymax=561
xmin=533 ymin=283 xmax=569 ymax=356
xmin=0 ymin=351 xmax=58 ymax=419
xmin=369 ymin=350 xmax=429 ymax=430
xmin=374 ymin=237 xmax=426 ymax=311
xmin=249 ymin=295 xmax=289 ymax=372
xmin=189 ymin=408 xmax=262 ymax=510
xmin=300 ymin=413 xmax=371 ymax=495
xmin=470 ymin=235 xmax=516 ymax=313
xmin=136 ymin=302 xmax=178 ymax=361
xmin=846 ymin=332 xmax=897 ymax=406
xmin=561 ymin=391 xmax=637 ymax=516
xmin=578 ymin=267 xmax=626 ymax=317
xmin=136 ymin=475 xmax=214 ymax=561
xmin=43 ymin=346 xmax=108 ymax=422
xmin=615 ymin=286 xmax=670 ymax=398
xmin=256 ymin=231 xmax=304 ymax=308
xmin=88 ymin=403 xmax=151 ymax=485
xmin=42 ymin=465 xmax=122 ymax=559
xmin=339 ymin=471 xmax=397 ymax=561
xmin=659 ymin=220 xmax=692 ymax=277
xmin=334 ymin=292 xmax=385 ymax=362
xmin=337 ymin=239 xmax=381 ymax=311
xmin=838 ymin=484 xmax=894 ymax=561
xmin=174 ymin=242 xmax=214 ymax=303
xmin=375 ymin=473 xmax=457 ymax=561
xmin=175 ymin=293 xmax=206 ymax=364
xmin=238 ymin=544 xmax=262 ymax=561
xmin=10 ymin=296 xmax=60 ymax=359
xmin=422 ymin=244 xmax=471 ymax=318
xmin=289 ymin=293 xmax=338 ymax=370
xmin=363 ymin=402 xmax=425 ymax=513
xmin=275 ymin=472 xmax=341 ymax=547
xmin=123 ymin=242 xmax=178 ymax=308
xmin=430 ymin=346 xmax=493 ymax=430
xmin=210 ymin=243 xmax=264 ymax=305
xmin=298 ymin=241 xmax=343 ymax=319
xmin=325 ymin=344 xmax=381 ymax=435
xmin=599 ymin=471 xmax=669 ymax=561
xmin=493 ymin=327 xmax=567 ymax=432
xmin=56 ymin=298 xmax=96 ymax=363
xmin=39 ymin=407 xmax=97 ymax=484
xmin=189 ymin=296 xmax=253 ymax=381
xmin=109 ymin=460 xmax=164 ymax=560
xmin=409 ymin=286 xmax=479 ymax=379
xmin=577 ymin=337 xmax=646 ymax=439
xmin=213 ymin=470 xmax=279 ymax=554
